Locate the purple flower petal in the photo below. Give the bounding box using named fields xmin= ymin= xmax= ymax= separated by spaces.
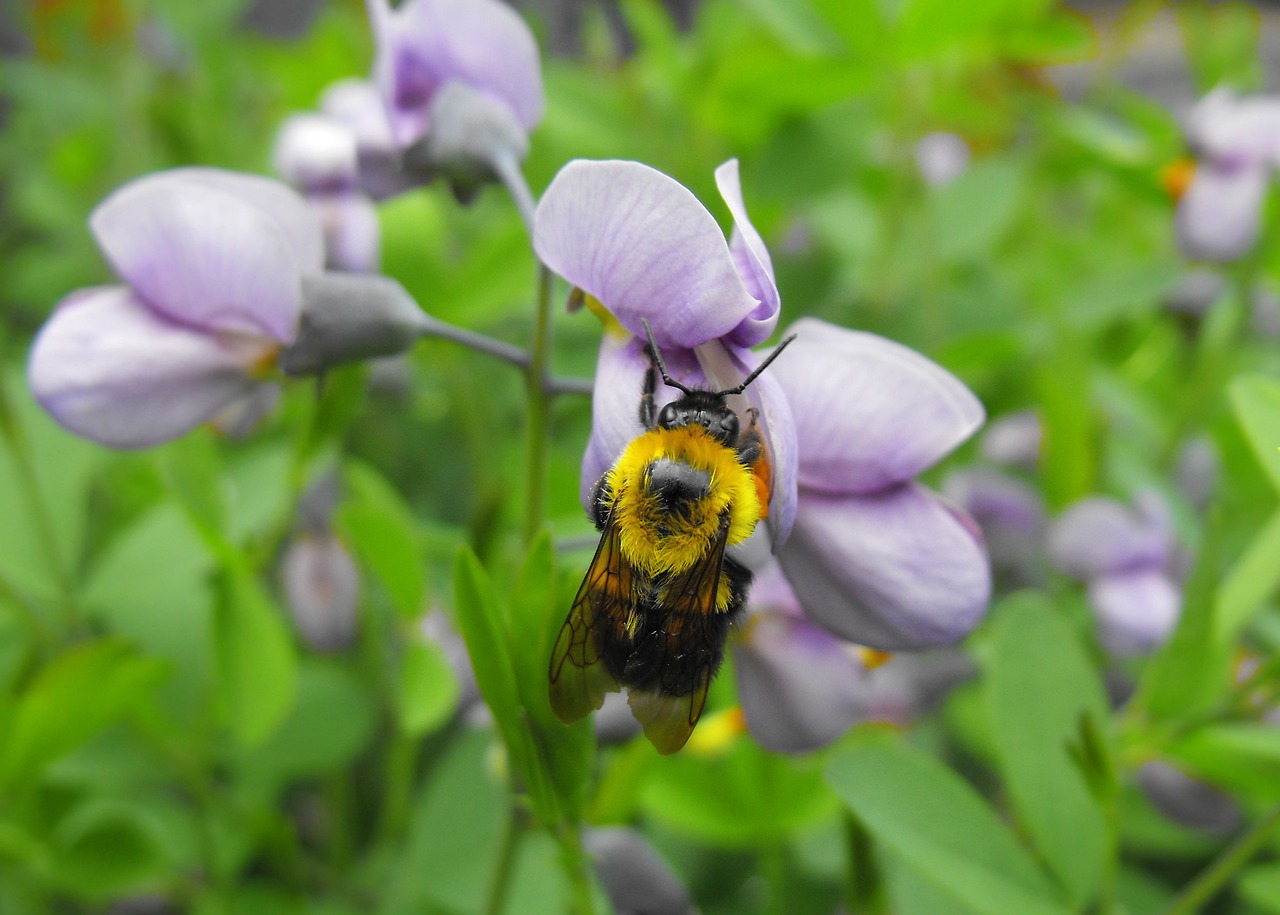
xmin=715 ymin=159 xmax=780 ymax=347
xmin=309 ymin=193 xmax=382 ymax=273
xmin=1187 ymin=88 xmax=1280 ymax=166
xmin=1176 ymin=161 xmax=1269 ymax=263
xmin=534 ymin=160 xmax=760 ymax=348
xmin=174 ymin=168 xmax=326 ymax=274
xmin=370 ymin=0 xmax=543 ymax=148
xmin=778 ymin=483 xmax=992 ymax=650
xmin=90 ymin=170 xmax=318 ymax=343
xmin=733 ymin=608 xmax=865 ymax=753
xmin=773 ymin=318 xmax=985 ymax=494
xmin=27 ymin=287 xmax=267 ymax=449
xmin=274 ymin=114 xmax=360 ymax=193
xmin=282 ymin=533 xmax=360 ymax=652
xmin=942 ymin=468 xmax=1045 ymax=587
xmin=1089 ymin=568 xmax=1181 ymax=657
xmin=1047 ymin=496 xmax=1169 ymax=580
xmin=979 ymin=409 xmax=1041 ymax=469
xmin=915 ymin=131 xmax=970 ymax=187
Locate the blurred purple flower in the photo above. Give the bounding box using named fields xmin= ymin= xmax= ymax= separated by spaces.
xmin=366 ymin=0 xmax=543 ymax=194
xmin=320 ymin=78 xmax=419 ymax=201
xmin=534 ymin=158 xmax=798 ymax=540
xmin=1137 ymin=760 xmax=1242 ymax=836
xmin=1176 ymin=89 xmax=1280 ymax=262
xmin=28 ymin=168 xmax=322 ymax=449
xmin=274 ymin=113 xmax=381 ymax=273
xmin=771 ymin=318 xmax=991 ymax=650
xmin=980 ymin=409 xmax=1041 ymax=469
xmin=282 ymin=533 xmax=361 ymax=652
xmin=915 ymin=131 xmax=969 ymax=187
xmin=942 ymin=467 xmax=1046 ymax=589
xmin=1048 ymin=492 xmax=1182 ymax=656
xmin=586 ymin=828 xmax=694 ymax=915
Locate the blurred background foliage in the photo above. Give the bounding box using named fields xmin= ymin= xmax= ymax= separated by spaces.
xmin=6 ymin=0 xmax=1280 ymax=913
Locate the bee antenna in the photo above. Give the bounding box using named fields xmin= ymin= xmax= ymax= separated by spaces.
xmin=718 ymin=333 xmax=798 ymax=396
xmin=641 ymin=318 xmax=693 ymax=395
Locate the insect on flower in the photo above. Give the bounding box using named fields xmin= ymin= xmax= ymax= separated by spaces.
xmin=549 ymin=319 xmax=795 ymax=754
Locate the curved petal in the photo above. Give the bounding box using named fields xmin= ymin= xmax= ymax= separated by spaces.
xmin=1047 ymin=496 xmax=1169 ymax=580
xmin=90 ymin=171 xmax=311 ymax=342
xmin=1187 ymin=88 xmax=1280 ymax=165
xmin=1176 ymin=162 xmax=1268 ymax=263
xmin=773 ymin=318 xmax=985 ymax=494
xmin=534 ymin=160 xmax=759 ymax=348
xmin=777 ymin=483 xmax=992 ymax=650
xmin=942 ymin=468 xmax=1046 ymax=587
xmin=322 ymin=78 xmax=398 ymax=154
xmin=173 ymin=167 xmax=326 ymax=273
xmin=715 ymin=159 xmax=780 ymax=347
xmin=1089 ymin=569 xmax=1181 ymax=657
xmin=274 ymin=114 xmax=360 ymax=193
xmin=733 ymin=609 xmax=865 ymax=753
xmin=372 ymin=0 xmax=543 ymax=146
xmin=310 ymin=193 xmax=382 ymax=273
xmin=28 ymin=287 xmax=265 ymax=449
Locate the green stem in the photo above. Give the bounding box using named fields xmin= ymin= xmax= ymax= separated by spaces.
xmin=523 ymin=262 xmax=555 ymax=545
xmin=554 ymin=824 xmax=599 ymax=915
xmin=1163 ymin=802 xmax=1280 ymax=915
xmin=484 ymin=804 xmax=526 ymax=915
xmin=842 ymin=810 xmax=883 ymax=914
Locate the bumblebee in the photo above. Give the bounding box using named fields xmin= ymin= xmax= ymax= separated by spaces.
xmin=549 ymin=321 xmax=795 ymax=754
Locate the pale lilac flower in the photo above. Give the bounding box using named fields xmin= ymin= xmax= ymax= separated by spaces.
xmin=274 ymin=113 xmax=381 ymax=273
xmin=979 ymin=409 xmax=1041 ymax=469
xmin=732 ymin=563 xmax=867 ymax=753
xmin=772 ymin=318 xmax=991 ymax=650
xmin=366 ymin=0 xmax=543 ymax=194
xmin=28 ymin=168 xmax=428 ymax=449
xmin=1137 ymin=760 xmax=1242 ymax=836
xmin=915 ymin=131 xmax=969 ymax=187
xmin=534 ymin=158 xmax=798 ymax=540
xmin=943 ymin=467 xmax=1045 ymax=589
xmin=282 ymin=533 xmax=361 ymax=651
xmin=320 ymin=78 xmax=417 ymax=201
xmin=585 ymin=828 xmax=694 ymax=915
xmin=1176 ymin=89 xmax=1280 ymax=262
xmin=28 ymin=168 xmax=321 ymax=449
xmin=1048 ymin=492 xmax=1182 ymax=656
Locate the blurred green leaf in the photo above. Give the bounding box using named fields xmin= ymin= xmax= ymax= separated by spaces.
xmin=1035 ymin=332 xmax=1097 ymax=509
xmin=1167 ymin=723 xmax=1280 ymax=799
xmin=213 ymin=563 xmax=298 ymax=747
xmin=985 ymin=593 xmax=1110 ymax=906
xmin=642 ymin=737 xmax=838 ymax=847
xmin=163 ymin=432 xmax=227 ymax=541
xmin=1215 ymin=507 xmax=1280 ymax=643
xmin=1230 ymin=374 xmax=1280 ymax=494
xmin=1178 ymin=1 xmax=1263 ymax=94
xmin=241 ymin=659 xmax=376 ymax=781
xmin=0 ymin=639 xmax=168 ymax=791
xmin=340 ymin=461 xmax=425 ymax=619
xmin=398 ymin=638 xmax=459 ymax=738
xmin=930 ymin=156 xmax=1027 ymax=263
xmin=827 ymin=732 xmax=1069 ymax=915
xmin=1240 ymin=861 xmax=1280 ymax=914
xmin=49 ymin=798 xmax=170 ymax=899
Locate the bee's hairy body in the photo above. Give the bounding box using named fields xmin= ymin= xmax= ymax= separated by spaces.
xmin=549 ymin=349 xmax=783 ymax=754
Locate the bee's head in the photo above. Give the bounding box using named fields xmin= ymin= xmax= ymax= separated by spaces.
xmin=657 ymin=391 xmax=740 ymax=445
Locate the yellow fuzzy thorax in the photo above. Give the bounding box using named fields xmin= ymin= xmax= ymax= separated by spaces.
xmin=606 ymin=425 xmax=762 ymax=578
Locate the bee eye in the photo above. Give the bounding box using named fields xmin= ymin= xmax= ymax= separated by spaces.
xmin=657 ymin=403 xmax=680 ymax=428
xmin=721 ymin=413 xmax=740 ymax=441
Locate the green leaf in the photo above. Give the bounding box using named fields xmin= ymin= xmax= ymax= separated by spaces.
xmin=213 ymin=564 xmax=298 ymax=747
xmin=1240 ymin=861 xmax=1280 ymax=914
xmin=49 ymin=799 xmax=170 ymax=899
xmin=451 ymin=547 xmax=557 ymax=822
xmin=241 ymin=659 xmax=376 ymax=781
xmin=162 ymin=432 xmax=227 ymax=541
xmin=642 ymin=737 xmax=838 ymax=846
xmin=827 ymin=733 xmax=1070 ymax=915
xmin=929 ymin=156 xmax=1027 ymax=263
xmin=985 ymin=593 xmax=1110 ymax=906
xmin=1230 ymin=374 xmax=1280 ymax=494
xmin=1035 ymin=332 xmax=1097 ymax=510
xmin=339 ymin=461 xmax=424 ymax=619
xmin=0 ymin=639 xmax=168 ymax=791
xmin=1215 ymin=507 xmax=1280 ymax=643
xmin=398 ymin=638 xmax=460 ymax=738
xmin=1167 ymin=723 xmax=1280 ymax=797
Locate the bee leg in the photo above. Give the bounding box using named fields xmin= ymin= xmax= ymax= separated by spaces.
xmin=638 ymin=363 xmax=658 ymax=430
xmin=587 ymin=475 xmax=613 ymax=532
xmin=737 ymin=419 xmax=763 ymax=468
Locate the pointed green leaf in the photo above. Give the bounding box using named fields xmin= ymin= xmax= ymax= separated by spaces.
xmin=1231 ymin=375 xmax=1280 ymax=494
xmin=827 ymin=733 xmax=1070 ymax=915
xmin=398 ymin=638 xmax=460 ymax=737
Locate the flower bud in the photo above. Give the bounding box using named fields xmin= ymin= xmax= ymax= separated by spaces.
xmin=282 ymin=533 xmax=360 ymax=652
xmin=279 ymin=273 xmax=428 ymax=375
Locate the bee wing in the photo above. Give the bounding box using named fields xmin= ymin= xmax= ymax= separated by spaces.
xmin=628 ymin=667 xmax=711 ymax=756
xmin=548 ymin=520 xmax=629 ymax=724
xmin=627 ymin=515 xmax=730 ymax=755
